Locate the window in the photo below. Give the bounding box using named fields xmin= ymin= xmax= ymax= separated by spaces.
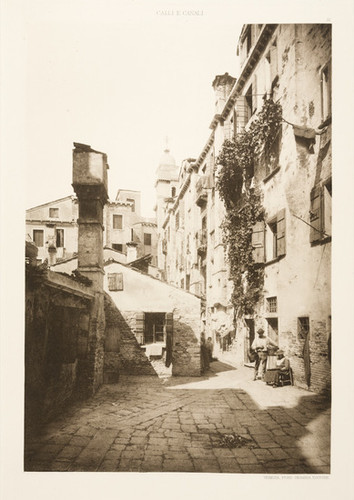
xmin=175 ymin=211 xmax=180 ymax=230
xmin=266 ymin=39 xmax=278 ymax=90
xmin=127 ymin=198 xmax=135 ymax=212
xmin=144 ymin=233 xmax=152 ymax=246
xmin=267 ymin=220 xmax=278 ymax=260
xmin=180 ymin=278 xmax=184 ymax=289
xmin=112 ymin=243 xmax=123 ymax=252
xmin=264 ymin=127 xmax=281 ymax=178
xmin=186 ymin=274 xmax=190 ymax=291
xmin=113 ymin=214 xmax=123 ymax=230
xmin=33 ymin=229 xmax=44 ymax=247
xmin=246 ymin=26 xmax=252 ymax=55
xmin=49 ymin=208 xmax=59 ymax=218
xmin=321 ymin=62 xmax=331 ymax=122
xmin=108 ymin=273 xmax=123 ymax=291
xmin=310 ymin=178 xmax=332 ymax=244
xmin=171 ymin=187 xmax=176 ymax=197
xmin=252 ymin=209 xmax=286 ymax=263
xmin=131 ymin=228 xmax=134 ymax=241
xmin=56 ymin=229 xmax=64 ymax=248
xmin=266 ymin=296 xmax=277 ymax=313
xmin=298 ymin=317 xmax=310 ymax=340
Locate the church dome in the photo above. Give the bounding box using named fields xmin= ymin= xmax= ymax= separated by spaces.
xmin=158 ymin=148 xmax=176 ymax=168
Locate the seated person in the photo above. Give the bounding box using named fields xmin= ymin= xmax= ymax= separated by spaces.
xmin=264 ymin=349 xmax=290 ymax=387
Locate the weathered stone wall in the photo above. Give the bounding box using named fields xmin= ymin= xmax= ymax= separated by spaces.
xmin=223 ymin=25 xmax=332 ymax=393
xmin=117 ymin=311 xmax=159 ymax=375
xmin=25 ymin=269 xmax=104 ymax=437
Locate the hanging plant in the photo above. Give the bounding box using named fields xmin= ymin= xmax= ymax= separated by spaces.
xmin=216 ymin=99 xmax=282 ymax=317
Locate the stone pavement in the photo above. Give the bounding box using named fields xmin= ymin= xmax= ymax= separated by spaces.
xmin=25 ymin=362 xmax=330 ymax=474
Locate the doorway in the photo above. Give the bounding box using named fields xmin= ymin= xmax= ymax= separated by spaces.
xmin=245 ymin=318 xmax=255 ymax=363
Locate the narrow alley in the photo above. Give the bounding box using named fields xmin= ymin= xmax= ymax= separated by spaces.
xmin=25 ymin=362 xmax=330 ymax=474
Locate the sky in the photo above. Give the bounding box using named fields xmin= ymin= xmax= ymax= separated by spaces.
xmin=24 ymin=1 xmax=242 ymax=217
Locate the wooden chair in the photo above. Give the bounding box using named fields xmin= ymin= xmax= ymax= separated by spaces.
xmin=278 ymin=368 xmax=294 ymax=386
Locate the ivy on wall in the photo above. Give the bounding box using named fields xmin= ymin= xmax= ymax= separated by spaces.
xmin=216 ymin=99 xmax=282 ymax=317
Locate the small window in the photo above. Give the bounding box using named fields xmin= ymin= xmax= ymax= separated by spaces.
xmin=246 ymin=26 xmax=252 ymax=55
xmin=112 ymin=243 xmax=123 ymax=252
xmin=144 ymin=233 xmax=152 ymax=246
xmin=113 ymin=214 xmax=123 ymax=230
xmin=127 ymin=198 xmax=135 ymax=212
xmin=298 ymin=317 xmax=310 ymax=340
xmin=321 ymin=62 xmax=331 ymax=122
xmin=49 ymin=208 xmax=59 ymax=218
xmin=186 ymin=274 xmax=190 ymax=291
xmin=171 ymin=187 xmax=176 ymax=197
xmin=33 ymin=229 xmax=44 ymax=247
xmin=108 ymin=273 xmax=124 ymax=291
xmin=180 ymin=278 xmax=184 ymax=289
xmin=265 ymin=127 xmax=281 ymax=177
xmin=266 ymin=296 xmax=277 ymax=313
xmin=56 ymin=229 xmax=64 ymax=248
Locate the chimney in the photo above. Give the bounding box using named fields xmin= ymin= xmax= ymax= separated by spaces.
xmin=126 ymin=241 xmax=138 ymax=263
xmin=72 ymin=142 xmax=109 ymax=290
xmin=212 ymin=73 xmax=236 ymax=114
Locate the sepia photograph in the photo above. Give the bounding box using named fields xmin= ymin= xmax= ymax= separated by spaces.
xmin=1 ymin=0 xmax=354 ymax=498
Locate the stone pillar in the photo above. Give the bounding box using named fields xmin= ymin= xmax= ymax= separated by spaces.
xmin=72 ymin=142 xmax=109 ymax=290
xmin=72 ymin=142 xmax=109 ymax=396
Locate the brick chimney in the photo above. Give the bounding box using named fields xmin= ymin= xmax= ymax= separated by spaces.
xmin=212 ymin=73 xmax=236 ymax=114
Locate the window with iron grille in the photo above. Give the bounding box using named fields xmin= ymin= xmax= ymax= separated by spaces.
xmin=298 ymin=317 xmax=310 ymax=340
xmin=266 ymin=296 xmax=277 ymax=313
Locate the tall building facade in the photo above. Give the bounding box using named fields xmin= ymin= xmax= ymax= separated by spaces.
xmin=156 ymin=24 xmax=331 ymax=392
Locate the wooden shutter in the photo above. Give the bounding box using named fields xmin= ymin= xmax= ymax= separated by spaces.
xmin=235 ymin=96 xmax=248 ymax=133
xmin=252 ymin=221 xmax=265 ymax=263
xmin=108 ymin=272 xmax=123 ymax=291
xmin=276 ymin=208 xmax=286 ymax=257
xmin=310 ymin=186 xmax=323 ymax=243
xmin=135 ymin=312 xmax=145 ymax=344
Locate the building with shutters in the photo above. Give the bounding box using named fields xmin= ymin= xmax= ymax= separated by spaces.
xmin=156 ymin=24 xmax=331 ymax=392
xmin=26 ymin=189 xmax=158 ymax=267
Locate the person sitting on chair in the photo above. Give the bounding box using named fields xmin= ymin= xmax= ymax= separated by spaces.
xmin=251 ymin=328 xmax=278 ymax=380
xmin=272 ymin=350 xmax=290 ymax=387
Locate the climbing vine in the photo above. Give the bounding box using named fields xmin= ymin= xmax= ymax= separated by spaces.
xmin=216 ymin=99 xmax=282 ymax=316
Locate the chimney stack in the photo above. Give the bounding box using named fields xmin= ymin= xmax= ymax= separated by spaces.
xmin=72 ymin=142 xmax=109 ymax=290
xmin=212 ymin=73 xmax=236 ymax=114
